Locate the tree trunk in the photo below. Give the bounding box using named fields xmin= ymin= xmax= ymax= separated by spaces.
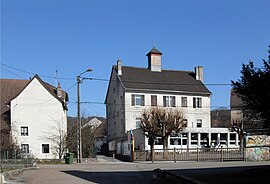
xmin=163 ymin=136 xmax=168 ymax=159
xmin=148 ymin=137 xmax=155 ymax=163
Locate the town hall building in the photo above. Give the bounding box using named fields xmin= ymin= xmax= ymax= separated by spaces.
xmin=105 ymin=47 xmax=239 ymax=155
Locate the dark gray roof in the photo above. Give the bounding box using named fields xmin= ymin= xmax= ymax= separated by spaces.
xmin=118 ymin=66 xmax=211 ymax=95
xmin=146 ymin=47 xmax=162 ymax=55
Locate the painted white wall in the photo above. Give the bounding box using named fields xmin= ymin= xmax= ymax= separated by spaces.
xmin=124 ymin=92 xmax=211 ymax=131
xmin=11 ymin=78 xmax=67 ymax=159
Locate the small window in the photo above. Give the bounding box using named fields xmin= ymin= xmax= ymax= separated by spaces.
xmin=151 ymin=95 xmax=157 ymax=106
xmin=181 ymin=97 xmax=187 ymax=107
xmin=21 ymin=126 xmax=29 ymax=136
xmin=163 ymin=96 xmax=175 ymax=107
xmin=182 ymin=119 xmax=188 ymax=127
xmin=131 ymin=94 xmax=145 ymax=106
xmin=42 ymin=144 xmax=50 ymax=154
xmin=21 ymin=144 xmax=29 ymax=153
xmin=135 ymin=118 xmax=141 ymax=129
xmin=191 ymin=133 xmax=198 ymax=145
xmin=197 ymin=119 xmax=202 ymax=127
xmin=193 ymin=97 xmax=202 ymax=108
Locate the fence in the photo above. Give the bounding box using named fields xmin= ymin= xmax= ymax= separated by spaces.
xmin=134 ymin=147 xmax=245 ymax=162
xmin=0 ymin=151 xmax=35 ymax=173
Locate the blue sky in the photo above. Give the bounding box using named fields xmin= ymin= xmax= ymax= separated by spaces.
xmin=1 ymin=0 xmax=269 ymax=117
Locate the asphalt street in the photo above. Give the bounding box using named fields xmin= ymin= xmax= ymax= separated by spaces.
xmin=4 ymin=155 xmax=270 ymax=184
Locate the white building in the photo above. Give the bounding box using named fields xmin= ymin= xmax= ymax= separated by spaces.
xmin=1 ymin=75 xmax=68 ymax=159
xmin=105 ymin=47 xmax=239 ymax=154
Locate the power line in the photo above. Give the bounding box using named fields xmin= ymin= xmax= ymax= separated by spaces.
xmin=1 ymin=63 xmax=75 ymax=80
xmin=2 ymin=63 xmax=232 ymax=86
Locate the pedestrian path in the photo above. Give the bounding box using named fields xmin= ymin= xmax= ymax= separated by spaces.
xmin=96 ymin=155 xmax=120 ymax=162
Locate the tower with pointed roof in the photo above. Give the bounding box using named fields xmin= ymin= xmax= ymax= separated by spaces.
xmin=147 ymin=46 xmax=162 ymax=72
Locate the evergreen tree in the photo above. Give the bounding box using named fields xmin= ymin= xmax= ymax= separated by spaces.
xmin=232 ymin=46 xmax=270 ymax=130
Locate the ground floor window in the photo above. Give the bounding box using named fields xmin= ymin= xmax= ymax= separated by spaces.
xmin=200 ymin=133 xmax=208 ymax=146
xmin=230 ymin=133 xmax=236 ymax=145
xmin=170 ymin=133 xmax=188 ymax=146
xmin=21 ymin=144 xmax=29 ymax=153
xmin=220 ymin=133 xmax=227 ymax=146
xmin=42 ymin=144 xmax=50 ymax=154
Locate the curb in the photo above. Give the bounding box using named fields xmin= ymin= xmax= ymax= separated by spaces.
xmin=0 ymin=166 xmax=39 ymax=184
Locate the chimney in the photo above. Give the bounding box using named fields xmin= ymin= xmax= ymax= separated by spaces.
xmin=147 ymin=46 xmax=162 ymax=72
xmin=195 ymin=66 xmax=203 ymax=82
xmin=117 ymin=59 xmax=122 ymax=75
xmin=57 ymin=82 xmax=62 ymax=98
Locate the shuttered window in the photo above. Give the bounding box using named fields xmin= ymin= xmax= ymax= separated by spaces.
xmin=181 ymin=97 xmax=187 ymax=107
xmin=163 ymin=96 xmax=175 ymax=107
xmin=151 ymin=95 xmax=157 ymax=106
xmin=131 ymin=94 xmax=145 ymax=106
xmin=193 ymin=97 xmax=202 ymax=108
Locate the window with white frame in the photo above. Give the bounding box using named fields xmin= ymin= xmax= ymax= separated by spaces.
xmin=163 ymin=96 xmax=175 ymax=107
xmin=196 ymin=119 xmax=202 ymax=127
xmin=42 ymin=144 xmax=50 ymax=154
xmin=131 ymin=94 xmax=145 ymax=106
xmin=191 ymin=133 xmax=198 ymax=145
xmin=21 ymin=126 xmax=29 ymax=136
xmin=21 ymin=144 xmax=29 ymax=153
xmin=193 ymin=97 xmax=202 ymax=108
xmin=135 ymin=118 xmax=141 ymax=129
xmin=181 ymin=97 xmax=187 ymax=107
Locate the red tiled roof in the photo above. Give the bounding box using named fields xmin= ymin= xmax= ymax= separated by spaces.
xmin=0 ymin=79 xmax=29 ymax=114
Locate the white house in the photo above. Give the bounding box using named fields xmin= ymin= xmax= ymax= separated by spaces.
xmin=1 ymin=75 xmax=68 ymax=159
xmin=105 ymin=47 xmax=239 ymax=154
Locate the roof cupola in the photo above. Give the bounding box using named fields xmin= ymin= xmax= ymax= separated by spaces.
xmin=146 ymin=46 xmax=162 ymax=72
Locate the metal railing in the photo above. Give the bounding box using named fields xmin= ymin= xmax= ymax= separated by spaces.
xmin=0 ymin=151 xmax=35 ymax=173
xmin=134 ymin=147 xmax=245 ymax=162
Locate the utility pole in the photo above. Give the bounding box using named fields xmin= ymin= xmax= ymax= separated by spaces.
xmin=77 ymin=76 xmax=82 ymax=163
xmin=76 ymin=68 xmax=93 ymax=163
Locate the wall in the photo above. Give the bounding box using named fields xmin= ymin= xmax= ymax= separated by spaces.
xmin=124 ymin=91 xmax=211 ymax=131
xmin=245 ymin=135 xmax=270 ymax=161
xmin=106 ymin=69 xmax=125 ymax=142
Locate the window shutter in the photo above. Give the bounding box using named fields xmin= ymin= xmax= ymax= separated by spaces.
xmin=141 ymin=95 xmax=145 ymax=106
xmin=163 ymin=96 xmax=166 ymax=107
xmin=172 ymin=96 xmax=176 ymax=107
xmin=198 ymin=98 xmax=202 ymax=108
xmin=193 ymin=97 xmax=196 ymax=108
xmin=131 ymin=94 xmax=135 ymax=106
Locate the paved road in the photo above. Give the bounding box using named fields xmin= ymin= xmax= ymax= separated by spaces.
xmin=4 ymin=156 xmax=270 ymax=184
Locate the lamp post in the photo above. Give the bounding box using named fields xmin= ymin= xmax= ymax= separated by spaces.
xmin=77 ymin=68 xmax=93 ymax=163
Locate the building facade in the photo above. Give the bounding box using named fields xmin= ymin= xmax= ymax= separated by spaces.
xmin=1 ymin=75 xmax=68 ymax=159
xmin=105 ymin=47 xmax=239 ymax=154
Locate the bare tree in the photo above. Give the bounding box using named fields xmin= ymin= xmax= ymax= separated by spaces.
xmin=81 ymin=125 xmax=95 ymax=158
xmin=231 ymin=120 xmax=245 ymax=148
xmin=141 ymin=107 xmax=185 ymax=159
xmin=44 ymin=118 xmax=67 ymax=159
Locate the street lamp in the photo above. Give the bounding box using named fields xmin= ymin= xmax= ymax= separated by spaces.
xmin=77 ymin=68 xmax=93 ymax=163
